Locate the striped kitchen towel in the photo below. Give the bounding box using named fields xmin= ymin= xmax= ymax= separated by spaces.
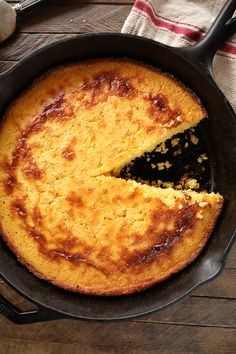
xmin=122 ymin=0 xmax=236 ymax=112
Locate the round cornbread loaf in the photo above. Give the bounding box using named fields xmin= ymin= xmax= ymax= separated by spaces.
xmin=0 ymin=59 xmax=223 ymax=295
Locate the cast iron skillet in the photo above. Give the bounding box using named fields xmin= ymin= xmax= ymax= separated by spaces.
xmin=0 ymin=0 xmax=236 ymax=324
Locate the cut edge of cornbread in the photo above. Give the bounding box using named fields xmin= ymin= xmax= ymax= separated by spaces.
xmin=111 ymin=119 xmax=205 ymax=176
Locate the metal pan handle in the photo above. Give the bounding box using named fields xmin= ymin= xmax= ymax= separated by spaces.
xmin=0 ymin=292 xmax=64 ymax=324
xmin=178 ymin=0 xmax=236 ymax=75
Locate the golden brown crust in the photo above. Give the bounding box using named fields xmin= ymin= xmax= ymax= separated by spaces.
xmin=0 ymin=194 xmax=223 ymax=296
xmin=0 ymin=58 xmax=222 ymax=296
xmin=0 ymin=176 xmax=223 ymax=295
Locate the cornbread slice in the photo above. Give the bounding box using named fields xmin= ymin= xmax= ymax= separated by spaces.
xmin=0 ymin=59 xmax=223 ymax=295
xmin=0 ymin=59 xmax=206 ymax=181
xmin=0 ymin=175 xmax=222 ymax=295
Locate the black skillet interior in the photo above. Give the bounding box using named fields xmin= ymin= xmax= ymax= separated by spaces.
xmin=0 ymin=2 xmax=236 ymax=324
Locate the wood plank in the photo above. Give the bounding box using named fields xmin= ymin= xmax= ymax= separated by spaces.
xmin=192 ymin=268 xmax=236 ymax=299
xmin=8 ymin=1 xmax=134 ymax=4
xmin=224 ymin=242 xmax=236 ymax=268
xmin=0 ymin=61 xmax=17 ymax=73
xmin=14 ymin=4 xmax=131 ymax=33
xmin=0 ymin=33 xmax=76 ymax=61
xmin=136 ymin=297 xmax=236 ymax=328
xmin=0 ymin=332 xmax=234 ymax=354
xmin=0 ymin=340 xmax=118 ymax=354
xmin=0 ymin=320 xmax=235 ymax=354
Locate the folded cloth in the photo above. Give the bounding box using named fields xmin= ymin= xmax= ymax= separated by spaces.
xmin=122 ymin=0 xmax=236 ymax=112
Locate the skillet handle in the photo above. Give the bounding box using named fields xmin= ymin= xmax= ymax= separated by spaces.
xmin=0 ymin=292 xmax=65 ymax=324
xmin=178 ymin=0 xmax=236 ymax=74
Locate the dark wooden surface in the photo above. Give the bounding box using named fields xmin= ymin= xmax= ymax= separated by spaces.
xmin=0 ymin=1 xmax=235 ymax=353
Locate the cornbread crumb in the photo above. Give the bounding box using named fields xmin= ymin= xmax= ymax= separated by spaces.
xmin=199 ymin=201 xmax=208 ymax=208
xmin=164 ymin=161 xmax=172 ymax=169
xmin=162 ymin=181 xmax=174 ymax=188
xmin=155 ymin=142 xmax=169 ymax=154
xmin=196 ymin=211 xmax=203 ymax=219
xmin=201 ymin=153 xmax=208 ymax=160
xmin=185 ymin=178 xmax=200 ymax=190
xmin=171 ymin=138 xmax=180 ymax=147
xmin=198 ymin=154 xmax=208 ymax=163
xmin=157 ymin=162 xmax=165 ymax=170
xmin=190 ymin=134 xmax=199 ymax=145
xmin=197 ymin=157 xmax=202 ymax=163
xmin=173 ymin=149 xmax=181 ymax=156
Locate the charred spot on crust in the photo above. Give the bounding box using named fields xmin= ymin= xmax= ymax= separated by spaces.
xmin=96 ymin=246 xmax=110 ymax=261
xmin=29 ymin=228 xmax=44 ymax=241
xmin=1 ymin=157 xmax=11 ymax=172
xmin=11 ymin=199 xmax=27 ymax=219
xmin=62 ymin=147 xmax=75 ymax=160
xmin=18 ymin=208 xmax=108 ymax=274
xmin=80 ymin=71 xmax=134 ymax=107
xmin=124 ymin=203 xmax=197 ymax=268
xmin=23 ymin=161 xmax=42 ymax=179
xmin=144 ymin=93 xmax=183 ymax=128
xmin=110 ymin=76 xmax=133 ymax=97
xmin=32 ymin=207 xmax=42 ymax=226
xmin=67 ymin=192 xmax=84 ymax=208
xmin=57 ymin=236 xmax=79 ymax=252
xmin=1 ymin=157 xmax=18 ymax=194
xmin=4 ymin=176 xmax=17 ymax=194
xmin=3 ymin=93 xmax=66 ymax=193
xmin=40 ymin=93 xmax=65 ymax=120
xmin=146 ymin=93 xmax=168 ymax=112
xmin=21 ymin=93 xmax=65 ymax=140
xmin=128 ymin=188 xmax=140 ymax=200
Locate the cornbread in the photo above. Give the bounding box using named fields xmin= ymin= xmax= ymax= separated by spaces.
xmin=0 ymin=59 xmax=223 ymax=295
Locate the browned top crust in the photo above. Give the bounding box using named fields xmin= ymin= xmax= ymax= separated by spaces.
xmin=0 ymin=59 xmax=222 ymax=295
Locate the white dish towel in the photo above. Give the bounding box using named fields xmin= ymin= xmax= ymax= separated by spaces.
xmin=122 ymin=0 xmax=236 ymax=112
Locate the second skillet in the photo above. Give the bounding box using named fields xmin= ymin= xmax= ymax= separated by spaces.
xmin=0 ymin=0 xmax=235 ymax=323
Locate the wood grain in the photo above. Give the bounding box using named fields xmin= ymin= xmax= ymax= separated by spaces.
xmin=193 ymin=268 xmax=236 ymax=298
xmin=225 ymin=243 xmax=236 ymax=268
xmin=0 ymin=61 xmax=17 ymax=73
xmin=0 ymin=33 xmax=75 ymax=61
xmin=137 ymin=297 xmax=236 ymax=327
xmin=0 ymin=319 xmax=235 ymax=354
xmin=8 ymin=0 xmax=134 ymax=4
xmin=15 ymin=4 xmax=132 ymax=33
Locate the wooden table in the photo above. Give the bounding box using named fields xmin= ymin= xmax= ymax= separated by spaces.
xmin=0 ymin=1 xmax=235 ymax=353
